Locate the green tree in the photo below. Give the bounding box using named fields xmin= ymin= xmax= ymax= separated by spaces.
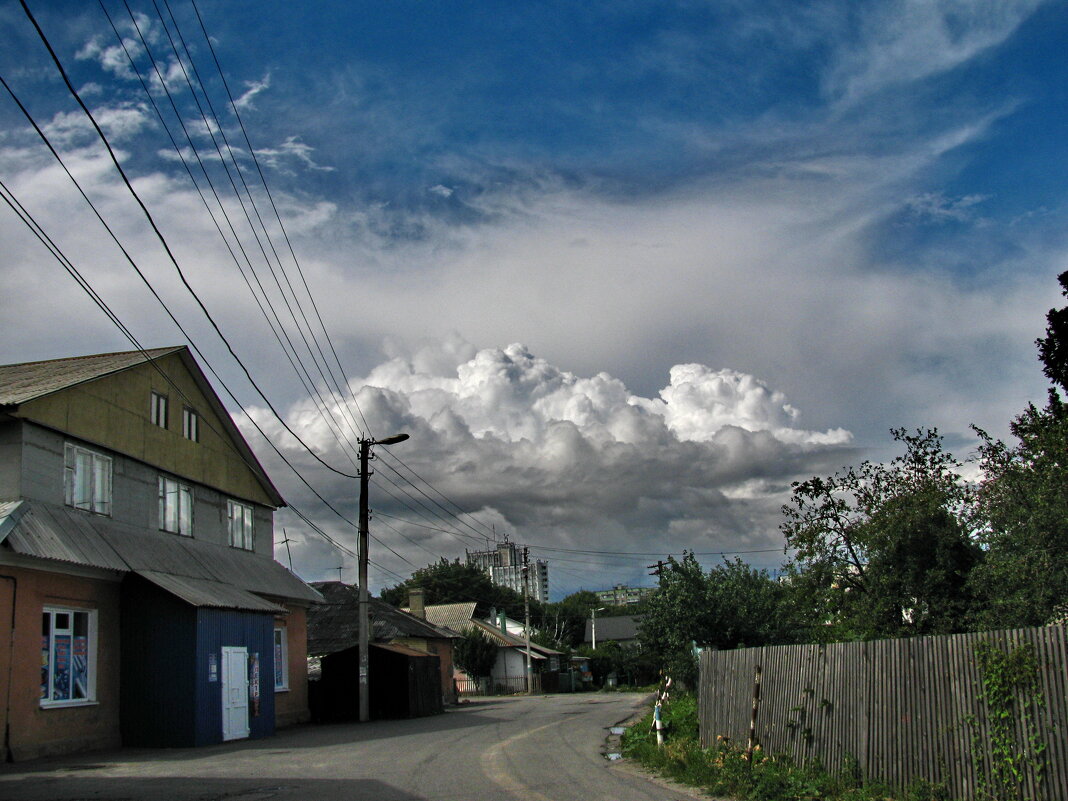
xmin=1036 ymin=270 xmax=1068 ymax=393
xmin=536 ymin=590 xmax=599 ymax=649
xmin=781 ymin=428 xmax=982 ymax=640
xmin=380 ymin=558 xmax=537 ymax=622
xmin=973 ymin=399 xmax=1068 ymax=627
xmin=638 ymin=554 xmax=795 ymax=686
xmin=969 ymin=274 xmax=1068 ymax=628
xmin=453 ymin=629 xmax=498 ymax=687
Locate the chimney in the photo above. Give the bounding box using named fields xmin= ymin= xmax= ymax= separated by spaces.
xmin=408 ymin=587 xmax=425 ymax=620
xmin=498 ymin=610 xmax=507 ymax=632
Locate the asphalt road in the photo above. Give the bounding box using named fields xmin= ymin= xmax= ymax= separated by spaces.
xmin=0 ymin=692 xmax=703 ymax=801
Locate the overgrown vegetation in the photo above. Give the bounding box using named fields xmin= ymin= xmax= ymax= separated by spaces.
xmin=622 ymin=692 xmax=952 ymax=801
xmin=966 ymin=641 xmax=1049 ymax=801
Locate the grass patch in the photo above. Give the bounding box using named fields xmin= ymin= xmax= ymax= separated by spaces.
xmin=620 ymin=693 xmax=952 ymax=801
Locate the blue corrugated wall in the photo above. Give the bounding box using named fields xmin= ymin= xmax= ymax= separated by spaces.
xmin=121 ymin=575 xmax=276 ymax=747
xmin=195 ymin=608 xmax=275 ymax=745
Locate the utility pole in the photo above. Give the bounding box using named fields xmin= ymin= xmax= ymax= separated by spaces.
xmin=357 ymin=433 xmax=409 ymax=724
xmin=523 ymin=545 xmax=532 ymax=694
xmin=647 ymin=559 xmax=666 ymax=586
xmin=357 ymin=439 xmax=372 ymax=724
xmin=591 ymin=606 xmax=606 ymax=649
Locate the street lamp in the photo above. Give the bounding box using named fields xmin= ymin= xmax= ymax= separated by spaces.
xmin=358 ymin=433 xmax=409 ymax=723
xmin=591 ymin=607 xmax=606 ymax=649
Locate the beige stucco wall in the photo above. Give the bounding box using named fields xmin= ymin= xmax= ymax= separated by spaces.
xmin=16 ymin=352 xmax=274 ymax=507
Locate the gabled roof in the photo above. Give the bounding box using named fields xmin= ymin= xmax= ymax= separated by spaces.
xmin=0 ymin=347 xmax=183 ymax=406
xmin=584 ymin=614 xmax=643 ymax=644
xmin=416 ymin=601 xmax=479 ymax=633
xmin=0 ymin=346 xmax=284 ymax=507
xmin=0 ymin=500 xmax=321 ymax=606
xmin=412 ymin=601 xmax=561 ymax=657
xmin=306 ymin=582 xmax=458 ymax=657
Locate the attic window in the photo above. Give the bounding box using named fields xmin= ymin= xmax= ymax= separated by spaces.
xmin=182 ymin=407 xmax=199 ymax=442
xmin=151 ymin=392 xmax=168 ymax=428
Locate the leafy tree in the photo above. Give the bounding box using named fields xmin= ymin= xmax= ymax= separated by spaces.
xmin=1037 ymin=270 xmax=1068 ymax=393
xmin=781 ymin=428 xmax=982 ymax=639
xmin=970 ymin=275 xmax=1068 ymax=627
xmin=638 ymin=554 xmax=795 ymax=686
xmin=453 ymin=629 xmax=498 ymax=686
xmin=380 ymin=558 xmax=538 ymax=622
xmin=536 ymin=590 xmax=599 ymax=649
xmin=973 ymin=398 xmax=1068 ymax=627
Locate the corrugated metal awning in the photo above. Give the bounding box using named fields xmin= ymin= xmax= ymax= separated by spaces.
xmin=135 ymin=570 xmax=287 ymax=613
xmin=0 ymin=501 xmax=321 ymax=607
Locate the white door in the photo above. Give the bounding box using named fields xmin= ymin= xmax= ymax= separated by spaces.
xmin=221 ymin=647 xmax=250 ymax=741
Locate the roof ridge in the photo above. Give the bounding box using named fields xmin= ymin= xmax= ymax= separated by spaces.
xmin=0 ymin=345 xmax=183 ymax=371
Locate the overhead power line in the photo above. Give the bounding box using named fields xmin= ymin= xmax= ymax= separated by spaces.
xmin=18 ymin=0 xmax=358 ymax=479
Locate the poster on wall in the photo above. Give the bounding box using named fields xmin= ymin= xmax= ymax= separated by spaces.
xmin=53 ymin=634 xmax=71 ymax=701
xmin=249 ymin=652 xmax=260 ymax=717
xmin=41 ymin=634 xmax=49 ymax=699
xmin=208 ymin=652 xmax=218 ymax=682
xmin=72 ymin=634 xmax=88 ymax=699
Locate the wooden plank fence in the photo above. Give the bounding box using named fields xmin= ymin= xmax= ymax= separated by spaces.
xmin=698 ymin=625 xmax=1068 ymax=800
xmin=456 ymin=674 xmax=541 ymax=696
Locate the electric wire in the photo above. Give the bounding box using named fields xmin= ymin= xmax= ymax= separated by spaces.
xmin=147 ymin=0 xmax=368 ymax=453
xmin=0 ymin=168 xmax=369 ymax=577
xmin=18 ymin=0 xmax=358 ymax=479
xmin=99 ymin=0 xmax=363 ymax=472
xmin=187 ymin=0 xmax=373 ymax=439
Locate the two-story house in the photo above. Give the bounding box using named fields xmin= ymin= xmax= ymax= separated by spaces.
xmin=0 ymin=347 xmax=321 ymax=761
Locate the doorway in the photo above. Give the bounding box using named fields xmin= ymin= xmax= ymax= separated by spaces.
xmin=221 ymin=647 xmax=249 ymax=741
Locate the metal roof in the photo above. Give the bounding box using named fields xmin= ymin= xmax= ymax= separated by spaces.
xmin=0 ymin=500 xmax=321 ymax=605
xmin=584 ymin=615 xmax=643 ymax=644
xmin=414 ymin=602 xmax=559 ymax=657
xmin=0 ymin=346 xmax=285 ymax=508
xmin=306 ymin=581 xmax=457 ymax=657
xmin=418 ymin=602 xmax=479 ymax=634
xmin=136 ymin=570 xmax=287 ymax=613
xmin=373 ymin=642 xmax=433 ymax=658
xmin=0 ymin=347 xmax=183 ymax=406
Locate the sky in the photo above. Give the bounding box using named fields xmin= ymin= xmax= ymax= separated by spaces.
xmin=1 ymin=0 xmax=1067 ymax=599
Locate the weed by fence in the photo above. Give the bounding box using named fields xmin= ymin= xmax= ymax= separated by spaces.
xmin=698 ymin=625 xmax=1066 ymax=800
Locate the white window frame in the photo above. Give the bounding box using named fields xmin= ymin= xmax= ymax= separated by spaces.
xmin=64 ymin=443 xmax=112 ymax=516
xmin=273 ymin=625 xmax=289 ymax=691
xmin=41 ymin=607 xmax=98 ymax=708
xmin=228 ymin=499 xmax=254 ymax=550
xmin=182 ymin=406 xmax=199 ymax=442
xmin=159 ymin=475 xmax=193 ymax=536
xmin=151 ymin=392 xmax=168 ymax=428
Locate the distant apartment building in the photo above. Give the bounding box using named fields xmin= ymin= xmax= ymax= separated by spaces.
xmin=595 ymin=584 xmax=654 ymax=607
xmin=466 ymin=542 xmax=549 ymax=603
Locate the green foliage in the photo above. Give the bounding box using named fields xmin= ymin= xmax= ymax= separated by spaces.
xmin=781 ymin=428 xmax=982 ymax=640
xmin=639 ymin=554 xmax=798 ymax=685
xmin=1036 ymin=270 xmax=1068 ymax=394
xmin=966 ymin=641 xmax=1048 ymax=801
xmin=380 ymin=558 xmax=538 ymax=622
xmin=577 ymin=640 xmax=659 ymax=687
xmin=534 ymin=590 xmax=599 ymax=649
xmin=620 ymin=692 xmax=949 ymax=801
xmin=972 ymin=399 xmax=1068 ymax=628
xmin=452 ymin=628 xmax=498 ymax=680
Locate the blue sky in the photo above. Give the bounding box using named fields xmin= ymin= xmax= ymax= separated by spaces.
xmin=1 ymin=1 xmax=1066 ymax=596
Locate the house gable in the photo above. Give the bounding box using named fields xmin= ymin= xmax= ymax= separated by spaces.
xmin=5 ymin=348 xmax=280 ymax=508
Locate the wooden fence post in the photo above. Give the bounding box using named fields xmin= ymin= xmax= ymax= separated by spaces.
xmin=746 ymin=663 xmax=762 ymax=759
